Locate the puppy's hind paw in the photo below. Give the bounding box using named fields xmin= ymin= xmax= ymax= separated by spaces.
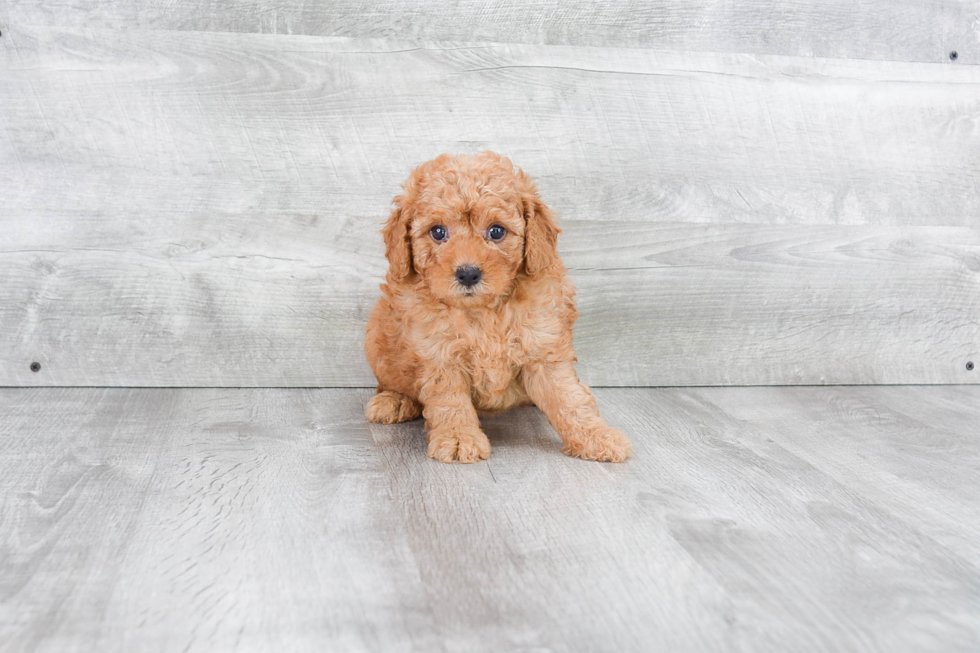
xmin=564 ymin=425 xmax=632 ymax=463
xmin=427 ymin=428 xmax=491 ymax=464
xmin=365 ymin=391 xmax=422 ymax=424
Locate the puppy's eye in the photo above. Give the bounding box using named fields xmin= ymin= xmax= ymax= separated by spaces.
xmin=487 ymin=225 xmax=506 ymax=241
xmin=430 ymin=225 xmax=448 ymax=242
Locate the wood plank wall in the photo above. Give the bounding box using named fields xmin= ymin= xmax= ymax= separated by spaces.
xmin=1 ymin=5 xmax=978 ymax=387
xmin=3 ymin=0 xmax=978 ymax=63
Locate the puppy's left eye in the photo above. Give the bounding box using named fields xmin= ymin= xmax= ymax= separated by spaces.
xmin=487 ymin=225 xmax=506 ymax=241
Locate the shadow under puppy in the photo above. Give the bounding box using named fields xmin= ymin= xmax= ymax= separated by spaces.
xmin=365 ymin=151 xmax=631 ymax=463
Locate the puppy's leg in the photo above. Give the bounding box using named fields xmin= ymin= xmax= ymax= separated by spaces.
xmin=522 ymin=361 xmax=631 ymax=462
xmin=419 ymin=368 xmax=491 ymax=464
xmin=366 ymin=389 xmax=422 ymax=424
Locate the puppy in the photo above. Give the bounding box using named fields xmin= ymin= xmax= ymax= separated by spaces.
xmin=364 ymin=152 xmax=631 ymax=463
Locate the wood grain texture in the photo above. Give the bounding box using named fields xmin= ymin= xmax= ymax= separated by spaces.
xmin=1 ymin=28 xmax=978 ymax=386
xmin=702 ymin=386 xmax=980 ymax=562
xmin=1 ymin=386 xmax=978 ymax=651
xmin=2 ymin=217 xmax=978 ymax=386
xmin=0 ymin=388 xmax=182 ymax=651
xmin=600 ymin=386 xmax=980 ymax=650
xmin=3 ymin=28 xmax=979 ymax=228
xmin=0 ymin=388 xmax=439 ymax=652
xmin=570 ymin=223 xmax=980 ymax=386
xmin=2 ymin=0 xmax=978 ymax=64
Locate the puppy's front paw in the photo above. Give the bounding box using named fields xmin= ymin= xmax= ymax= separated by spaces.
xmin=366 ymin=391 xmax=422 ymax=424
xmin=427 ymin=428 xmax=491 ymax=464
xmin=564 ymin=424 xmax=632 ymax=462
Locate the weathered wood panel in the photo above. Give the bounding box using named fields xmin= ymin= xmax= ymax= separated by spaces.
xmin=1 ymin=0 xmax=977 ymax=63
xmin=3 ymin=28 xmax=979 ymax=228
xmin=570 ymin=223 xmax=980 ymax=386
xmin=0 ymin=388 xmax=183 ymax=651
xmin=601 ymin=386 xmax=980 ymax=649
xmin=2 ymin=28 xmax=978 ymax=386
xmin=0 ymin=388 xmax=438 ymax=652
xmin=3 ymin=216 xmax=978 ymax=386
xmin=701 ymin=385 xmax=980 ymax=562
xmin=1 ymin=387 xmax=979 ymax=650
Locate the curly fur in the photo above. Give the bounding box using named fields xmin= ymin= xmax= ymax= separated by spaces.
xmin=364 ymin=152 xmax=632 ymax=463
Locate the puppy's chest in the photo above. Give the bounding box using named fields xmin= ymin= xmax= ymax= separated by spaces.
xmin=439 ymin=313 xmax=526 ymax=396
xmin=468 ymin=335 xmax=521 ymax=398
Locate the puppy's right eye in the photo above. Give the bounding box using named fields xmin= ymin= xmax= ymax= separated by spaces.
xmin=430 ymin=225 xmax=448 ymax=242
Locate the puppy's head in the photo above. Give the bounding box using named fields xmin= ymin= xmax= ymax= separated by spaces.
xmin=382 ymin=151 xmax=559 ymax=307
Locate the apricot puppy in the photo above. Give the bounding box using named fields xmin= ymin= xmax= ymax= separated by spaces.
xmin=364 ymin=152 xmax=631 ymax=464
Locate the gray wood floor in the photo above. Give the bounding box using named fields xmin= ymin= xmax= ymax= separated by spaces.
xmin=1 ymin=386 xmax=978 ymax=652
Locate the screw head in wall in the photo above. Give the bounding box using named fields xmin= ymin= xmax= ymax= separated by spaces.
xmin=30 ymin=362 xmax=41 ymax=372
xmin=968 ymin=361 xmax=975 ymax=371
xmin=950 ymin=51 xmax=958 ymax=61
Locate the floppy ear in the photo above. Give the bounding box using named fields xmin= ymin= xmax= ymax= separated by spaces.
xmin=520 ymin=173 xmax=561 ymax=276
xmin=382 ymin=196 xmax=415 ymax=282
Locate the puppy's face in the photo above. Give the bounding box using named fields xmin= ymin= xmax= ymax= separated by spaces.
xmin=383 ymin=152 xmax=559 ymax=307
xmin=409 ymin=177 xmax=526 ymax=307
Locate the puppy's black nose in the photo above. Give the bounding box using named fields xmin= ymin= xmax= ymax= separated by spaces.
xmin=455 ymin=265 xmax=482 ymax=288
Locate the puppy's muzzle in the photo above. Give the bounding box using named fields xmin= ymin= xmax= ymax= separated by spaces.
xmin=455 ymin=265 xmax=482 ymax=288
